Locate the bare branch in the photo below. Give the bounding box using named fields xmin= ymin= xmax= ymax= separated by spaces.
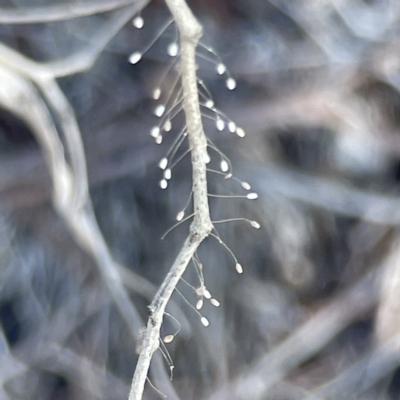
xmin=128 ymin=1 xmax=213 ymax=399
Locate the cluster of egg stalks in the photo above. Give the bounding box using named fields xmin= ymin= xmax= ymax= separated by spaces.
xmin=128 ymin=14 xmax=261 ymax=332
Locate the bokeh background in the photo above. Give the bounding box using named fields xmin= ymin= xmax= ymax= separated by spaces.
xmin=1 ymin=0 xmax=400 ymax=399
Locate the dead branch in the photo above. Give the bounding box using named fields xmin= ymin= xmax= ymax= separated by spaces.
xmin=128 ymin=0 xmax=213 ymax=399
xmin=0 ymin=0 xmax=141 ymax=24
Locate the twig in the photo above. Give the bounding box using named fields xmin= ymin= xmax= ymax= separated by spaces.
xmin=0 ymin=0 xmax=141 ymax=24
xmin=0 ymin=2 xmax=148 ymax=79
xmin=37 ymin=78 xmax=89 ymax=208
xmin=117 ymin=263 xmax=192 ymax=337
xmin=128 ymin=1 xmax=213 ymax=399
xmin=0 ymin=352 xmax=27 ymax=389
xmin=0 ymin=61 xmax=141 ymax=333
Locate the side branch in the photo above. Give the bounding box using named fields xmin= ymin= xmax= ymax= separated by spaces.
xmin=129 ymin=1 xmax=212 ymax=399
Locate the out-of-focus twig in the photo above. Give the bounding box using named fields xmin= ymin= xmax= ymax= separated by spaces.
xmin=331 ymin=0 xmax=400 ymax=40
xmin=209 ymin=263 xmax=381 ymax=400
xmin=0 ymin=353 xmax=27 ymax=396
xmin=0 ymin=60 xmax=142 ymax=336
xmin=0 ymin=0 xmax=140 ymax=24
xmin=0 ymin=2 xmax=148 ymax=78
xmin=268 ymin=0 xmax=355 ymax=63
xmin=375 ymin=238 xmax=400 ymax=343
xmin=248 ymin=165 xmax=400 ymax=225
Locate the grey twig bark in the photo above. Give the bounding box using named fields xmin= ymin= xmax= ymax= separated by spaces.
xmin=128 ymin=1 xmax=213 ymax=399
